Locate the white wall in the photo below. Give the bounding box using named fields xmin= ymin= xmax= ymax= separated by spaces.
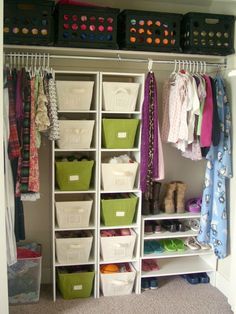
xmin=0 ymin=1 xmax=9 ymax=313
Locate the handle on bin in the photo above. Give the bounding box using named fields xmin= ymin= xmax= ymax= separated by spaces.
xmin=113 ymin=171 xmax=132 ymax=177
xmin=70 ymin=244 xmax=82 ymax=249
xmin=114 ymin=87 xmax=129 ymax=95
xmin=111 ymin=279 xmax=132 ymax=286
xmin=77 ymin=208 xmax=85 ymax=213
xmin=205 ymin=18 xmax=220 ymax=24
xmin=115 ymin=243 xmax=129 ymax=248
xmin=72 ymin=88 xmax=86 ymax=94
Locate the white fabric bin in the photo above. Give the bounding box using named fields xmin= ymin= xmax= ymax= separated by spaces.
xmin=56 ymin=232 xmax=93 ymax=264
xmin=100 ymin=264 xmax=136 ymax=296
xmin=55 ymin=198 xmax=93 ymax=229
xmin=56 ymin=81 xmax=94 ymax=111
xmin=100 ymin=230 xmax=136 ymax=262
xmin=101 ymin=162 xmax=138 ymax=191
xmin=103 ymin=82 xmax=140 ymax=112
xmin=57 ymin=120 xmax=95 ymax=149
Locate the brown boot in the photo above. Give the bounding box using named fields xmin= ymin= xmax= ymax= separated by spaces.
xmin=176 ymin=182 xmax=187 ymax=213
xmin=163 ymin=182 xmax=176 ymax=214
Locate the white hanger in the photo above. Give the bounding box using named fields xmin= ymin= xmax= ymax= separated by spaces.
xmin=148 ymin=58 xmax=153 ymax=73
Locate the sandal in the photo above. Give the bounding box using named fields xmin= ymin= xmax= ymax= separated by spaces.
xmin=195 ymin=239 xmax=211 ymax=250
xmin=150 ymin=240 xmax=164 ymax=253
xmin=184 ymin=237 xmax=201 ymax=250
xmin=161 ymin=239 xmax=176 ymax=252
xmin=172 ymin=239 xmax=185 ymax=252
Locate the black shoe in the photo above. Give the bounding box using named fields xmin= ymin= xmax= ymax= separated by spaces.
xmin=142 ymin=193 xmax=151 ymax=215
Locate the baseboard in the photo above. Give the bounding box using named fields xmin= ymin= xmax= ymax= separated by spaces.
xmin=41 ymin=267 xmax=52 ymax=284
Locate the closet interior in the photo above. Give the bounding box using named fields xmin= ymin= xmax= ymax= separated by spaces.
xmin=2 ymin=0 xmax=236 ymax=309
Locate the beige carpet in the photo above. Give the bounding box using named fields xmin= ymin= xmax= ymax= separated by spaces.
xmin=9 ymin=277 xmax=232 ymax=314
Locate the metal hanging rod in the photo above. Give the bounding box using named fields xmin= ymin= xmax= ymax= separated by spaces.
xmin=4 ymin=52 xmax=227 ymax=68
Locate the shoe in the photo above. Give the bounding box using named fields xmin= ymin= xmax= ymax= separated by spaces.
xmin=163 ymin=182 xmax=176 ymax=214
xmin=141 ymin=278 xmax=150 ymax=291
xmin=145 ymin=224 xmax=154 ymax=235
xmin=149 ymin=277 xmax=158 ymax=289
xmin=150 ymin=240 xmax=164 ymax=253
xmin=183 ymin=273 xmax=200 ymax=284
xmin=151 ymin=182 xmax=161 ymax=215
xmin=195 ymin=239 xmax=212 ymax=250
xmin=176 ymin=182 xmax=187 ymax=213
xmin=142 ymin=259 xmax=159 ymax=272
xmin=142 ymin=192 xmax=151 ymax=215
xmin=161 ymin=239 xmax=176 ymax=252
xmin=184 ymin=237 xmax=201 ymax=250
xmin=198 ymin=272 xmax=210 ymax=283
xmin=172 ymin=238 xmax=185 ymax=252
xmin=162 ymin=220 xmax=177 ymax=232
xmin=189 ymin=219 xmax=200 ymax=232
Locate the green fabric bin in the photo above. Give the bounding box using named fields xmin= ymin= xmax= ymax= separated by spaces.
xmin=56 ymin=160 xmax=94 ymax=191
xmin=101 ymin=195 xmax=138 ymax=226
xmin=57 ymin=269 xmax=95 ymax=299
xmin=102 ymin=118 xmax=139 ymax=149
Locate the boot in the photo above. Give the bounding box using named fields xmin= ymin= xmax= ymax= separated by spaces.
xmin=151 ymin=182 xmax=161 ymax=215
xmin=142 ymin=192 xmax=151 ymax=215
xmin=176 ymin=181 xmax=187 ymax=213
xmin=163 ymin=182 xmax=176 ymax=214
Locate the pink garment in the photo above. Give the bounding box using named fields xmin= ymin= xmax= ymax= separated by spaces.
xmin=161 ymin=80 xmax=170 ymax=143
xmin=200 ymin=75 xmax=213 ymax=147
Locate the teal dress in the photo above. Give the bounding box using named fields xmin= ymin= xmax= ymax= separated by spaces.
xmin=197 ymin=75 xmax=232 ymax=259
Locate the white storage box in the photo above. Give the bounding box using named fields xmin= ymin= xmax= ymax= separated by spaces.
xmin=103 ymin=82 xmax=140 ymax=112
xmin=56 ymin=232 xmax=93 ymax=264
xmin=57 ymin=120 xmax=95 ymax=149
xmin=101 ymin=162 xmax=138 ymax=191
xmin=100 ymin=230 xmax=136 ymax=262
xmin=100 ymin=265 xmax=136 ymax=296
xmin=55 ymin=198 xmax=93 ymax=229
xmin=56 ymin=81 xmax=94 ymax=111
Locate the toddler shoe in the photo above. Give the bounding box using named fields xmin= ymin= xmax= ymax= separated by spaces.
xmin=149 ymin=277 xmax=158 ymax=289
xmin=141 ymin=278 xmax=150 ymax=291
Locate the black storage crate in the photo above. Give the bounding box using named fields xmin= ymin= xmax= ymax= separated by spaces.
xmin=54 ymin=5 xmax=119 ymax=49
xmin=181 ymin=13 xmax=235 ymax=56
xmin=118 ymin=10 xmax=183 ymax=52
xmin=4 ymin=0 xmax=54 ymax=46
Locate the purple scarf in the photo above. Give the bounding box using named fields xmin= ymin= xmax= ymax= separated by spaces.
xmin=140 ymin=72 xmax=159 ymax=193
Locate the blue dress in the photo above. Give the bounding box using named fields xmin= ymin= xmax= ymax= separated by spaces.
xmin=197 ymin=75 xmax=232 ymax=259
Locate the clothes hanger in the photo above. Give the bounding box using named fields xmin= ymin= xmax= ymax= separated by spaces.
xmin=148 ymin=58 xmax=153 ymax=73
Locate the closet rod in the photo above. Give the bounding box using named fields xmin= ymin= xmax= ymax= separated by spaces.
xmin=4 ymin=53 xmax=227 ymax=68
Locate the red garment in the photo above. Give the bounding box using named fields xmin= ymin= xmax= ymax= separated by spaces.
xmin=200 ymin=75 xmax=213 ymax=147
xmin=17 ymin=247 xmax=41 ymax=258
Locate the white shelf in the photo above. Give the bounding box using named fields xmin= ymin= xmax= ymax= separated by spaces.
xmin=100 ymin=223 xmax=138 ymax=230
xmin=100 ymin=189 xmax=140 ymax=194
xmin=100 ymin=258 xmax=138 ymax=264
xmin=54 ymin=148 xmax=97 ymax=152
xmin=58 ymin=110 xmax=97 ymax=113
xmin=141 ymin=256 xmax=215 ymax=278
xmin=101 ymin=148 xmax=140 ymax=152
xmin=101 ymin=111 xmax=141 ymax=114
xmin=54 ymin=189 xmax=96 ymax=194
xmin=55 ymin=224 xmax=95 ymax=231
xmin=142 ymin=212 xmax=201 ymax=221
xmin=55 ymin=259 xmax=95 ymax=267
xmin=142 ymin=248 xmax=213 ymax=259
xmin=144 ymin=229 xmax=198 ymax=240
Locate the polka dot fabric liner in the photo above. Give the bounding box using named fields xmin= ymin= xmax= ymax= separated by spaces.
xmin=181 ymin=13 xmax=235 ymax=56
xmin=3 ymin=1 xmax=54 ymax=45
xmin=55 ymin=6 xmax=119 ymax=48
xmin=118 ymin=11 xmax=182 ymax=52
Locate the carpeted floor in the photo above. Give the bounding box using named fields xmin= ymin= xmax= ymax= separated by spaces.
xmin=9 ymin=277 xmax=233 ymax=314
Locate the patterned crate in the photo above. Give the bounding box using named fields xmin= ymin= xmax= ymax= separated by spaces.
xmin=118 ymin=10 xmax=182 ymax=52
xmin=54 ymin=4 xmax=119 ymax=49
xmin=4 ymin=0 xmax=54 ymax=45
xmin=181 ymin=13 xmax=235 ymax=56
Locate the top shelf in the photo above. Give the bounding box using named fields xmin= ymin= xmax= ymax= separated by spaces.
xmin=4 ymin=45 xmax=226 ymax=63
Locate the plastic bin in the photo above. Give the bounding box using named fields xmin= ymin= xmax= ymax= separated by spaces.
xmin=102 ymin=82 xmax=140 ymax=112
xmin=100 ymin=264 xmax=136 ymax=296
xmin=102 ymin=119 xmax=139 ymax=149
xmin=56 ymin=231 xmax=93 ymax=264
xmin=54 ymin=4 xmax=119 ymax=49
xmin=4 ymin=0 xmax=54 ymax=45
xmin=181 ymin=12 xmax=235 ymax=55
xmin=57 ymin=268 xmax=95 ymax=299
xmin=101 ymin=194 xmax=138 ymax=226
xmin=57 ymin=120 xmax=95 ymax=149
xmin=101 ymin=162 xmax=138 ymax=191
xmin=56 ymin=81 xmax=94 ymax=111
xmin=100 ymin=229 xmax=136 ymax=261
xmin=8 ymin=243 xmax=42 ymax=304
xmin=56 ymin=198 xmax=93 ymax=228
xmin=56 ymin=160 xmax=94 ymax=191
xmin=118 ymin=10 xmax=182 ymax=52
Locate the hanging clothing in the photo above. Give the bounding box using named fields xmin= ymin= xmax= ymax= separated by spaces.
xmin=4 ymin=73 xmax=17 ymax=265
xmin=141 ymin=71 xmax=163 ymax=194
xmin=197 ymin=75 xmax=232 ymax=259
xmin=47 ymin=75 xmax=60 ymax=141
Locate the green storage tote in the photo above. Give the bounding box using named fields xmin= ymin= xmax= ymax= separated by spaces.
xmin=101 ymin=195 xmax=138 ymax=226
xmin=57 ymin=269 xmax=95 ymax=299
xmin=55 ymin=160 xmax=94 ymax=191
xmin=102 ymin=119 xmax=139 ymax=149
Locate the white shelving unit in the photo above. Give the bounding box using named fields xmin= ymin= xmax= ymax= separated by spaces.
xmin=52 ymin=70 xmax=99 ymax=301
xmin=141 ymin=213 xmax=217 ymax=286
xmin=97 ymin=72 xmax=145 ymax=296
